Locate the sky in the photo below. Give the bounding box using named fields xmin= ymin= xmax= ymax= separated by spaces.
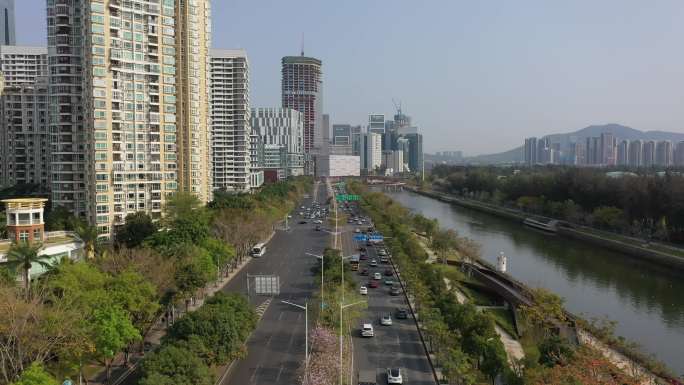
xmin=15 ymin=0 xmax=684 ymax=155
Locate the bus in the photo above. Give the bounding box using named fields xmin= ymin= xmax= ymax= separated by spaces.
xmin=251 ymin=243 xmax=266 ymax=257
xmin=350 ymin=254 xmax=360 ymax=271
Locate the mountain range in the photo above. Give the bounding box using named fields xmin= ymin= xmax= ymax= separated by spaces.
xmin=460 ymin=124 xmax=684 ymax=165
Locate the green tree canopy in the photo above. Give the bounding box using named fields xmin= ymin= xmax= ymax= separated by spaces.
xmin=10 ymin=362 xmax=59 ymax=385
xmin=115 ymin=212 xmax=157 ymax=248
xmin=139 ymin=343 xmax=214 ymax=385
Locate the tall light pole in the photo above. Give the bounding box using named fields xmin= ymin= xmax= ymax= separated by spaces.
xmin=306 ymin=252 xmax=324 ymax=309
xmin=282 ymin=300 xmax=308 ymax=383
xmin=339 ymin=300 xmax=365 ymax=385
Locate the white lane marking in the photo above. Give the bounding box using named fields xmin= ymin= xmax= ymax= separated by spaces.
xmin=277 ymin=311 xmax=284 ymax=321
xmin=275 ymin=364 xmax=284 ymax=383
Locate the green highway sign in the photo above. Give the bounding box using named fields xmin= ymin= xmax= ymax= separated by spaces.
xmin=336 ymin=194 xmax=360 ymax=202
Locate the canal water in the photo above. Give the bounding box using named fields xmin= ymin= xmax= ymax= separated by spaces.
xmin=386 ymin=189 xmax=684 ymax=375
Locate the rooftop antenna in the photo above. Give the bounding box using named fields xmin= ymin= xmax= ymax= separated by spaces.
xmin=392 ymin=98 xmax=403 ymax=115
xmin=300 ymin=33 xmax=305 ymax=56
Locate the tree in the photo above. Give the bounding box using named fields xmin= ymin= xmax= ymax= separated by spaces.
xmin=90 ymin=304 xmax=141 ymax=382
xmin=431 ymin=228 xmax=459 ymax=264
xmin=165 ymin=293 xmax=256 ymax=365
xmin=9 ymin=362 xmax=59 ymax=385
xmin=592 ymin=206 xmax=626 ymax=231
xmin=538 ymin=335 xmax=575 ymax=367
xmin=139 ymin=343 xmax=214 ymax=385
xmin=73 ymin=221 xmax=99 ymax=259
xmin=4 ymin=242 xmax=49 ymax=299
xmin=480 ymin=339 xmax=507 ymax=385
xmin=107 ymin=270 xmax=160 ymax=335
xmin=44 ymin=206 xmax=76 ymax=231
xmin=114 ymin=212 xmax=157 ymax=248
xmin=520 ymin=288 xmax=567 ymax=339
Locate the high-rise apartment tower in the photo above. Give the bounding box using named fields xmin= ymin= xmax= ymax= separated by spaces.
xmin=281 ymin=55 xmax=322 ymax=154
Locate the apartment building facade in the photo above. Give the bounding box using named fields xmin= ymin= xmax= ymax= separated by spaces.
xmin=47 ymin=0 xmax=212 ymax=238
xmin=209 ymin=49 xmax=250 ymax=193
xmin=0 ymin=45 xmax=49 ymax=188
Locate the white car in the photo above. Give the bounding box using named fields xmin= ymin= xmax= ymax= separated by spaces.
xmin=361 ymin=323 xmax=374 ymax=337
xmin=313 ymin=219 xmax=322 ymax=224
xmin=381 ymin=314 xmax=392 ymax=326
xmin=387 ymin=368 xmax=403 ymax=384
xmin=359 ymin=286 xmax=368 ymax=295
xmin=373 ymin=272 xmax=381 ymax=280
xmin=354 ymin=228 xmax=361 ymax=233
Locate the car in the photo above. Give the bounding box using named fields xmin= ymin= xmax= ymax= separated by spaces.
xmin=359 ymin=286 xmax=368 ymax=295
xmin=390 ymin=286 xmax=401 ymax=296
xmin=313 ymin=219 xmax=322 ymax=224
xmin=360 ymin=268 xmax=369 ymax=276
xmin=368 ymin=280 xmax=379 ymax=288
xmin=358 ymin=246 xmax=367 ymax=252
xmin=315 ymin=225 xmax=321 ymax=231
xmin=384 ymin=268 xmax=393 ymax=276
xmin=377 ymin=249 xmax=387 ymax=256
xmin=359 ymin=254 xmax=368 ymax=260
xmin=373 ymin=272 xmax=382 ymax=280
xmin=347 ymin=219 xmax=354 ymax=223
xmin=381 ymin=314 xmax=392 ymax=326
xmin=361 ymin=323 xmax=374 ymax=337
xmin=354 ymin=228 xmax=361 ymax=233
xmin=287 ymin=214 xmax=292 ymax=218
xmin=369 ymin=259 xmax=378 ymax=267
xmin=384 ymin=279 xmax=394 ymax=286
xmin=298 ymin=212 xmax=304 ymax=216
xmin=380 ymin=256 xmax=389 ymax=263
xmin=396 ymin=308 xmax=409 ymax=319
xmin=387 ymin=368 xmax=403 ymax=384
xmin=300 ymin=206 xmax=305 ymax=209
xmin=299 ymin=220 xmax=307 ymax=224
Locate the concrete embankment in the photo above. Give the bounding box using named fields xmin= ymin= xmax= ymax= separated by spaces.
xmin=406 ymin=186 xmax=684 ymax=271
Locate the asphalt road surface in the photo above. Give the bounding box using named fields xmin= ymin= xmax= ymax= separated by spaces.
xmin=341 ymin=205 xmax=436 ymax=385
xmin=220 ymin=182 xmax=330 ymax=385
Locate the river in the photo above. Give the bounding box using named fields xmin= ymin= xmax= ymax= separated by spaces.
xmin=386 ymin=189 xmax=684 ymax=375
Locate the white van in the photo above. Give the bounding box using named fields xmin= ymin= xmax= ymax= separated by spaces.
xmin=251 ymin=243 xmax=266 ymax=257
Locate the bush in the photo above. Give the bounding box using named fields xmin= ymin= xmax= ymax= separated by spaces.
xmin=139 ymin=343 xmax=214 ymax=385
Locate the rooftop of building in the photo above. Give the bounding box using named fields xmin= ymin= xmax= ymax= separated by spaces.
xmin=0 ymin=45 xmax=48 ymax=55
xmin=0 ymin=231 xmax=82 ymax=255
xmin=282 ymin=55 xmax=322 ymax=65
xmin=209 ymin=48 xmax=247 ymax=58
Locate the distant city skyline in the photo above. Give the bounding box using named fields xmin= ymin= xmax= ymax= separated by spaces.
xmin=13 ymin=0 xmax=684 ymax=155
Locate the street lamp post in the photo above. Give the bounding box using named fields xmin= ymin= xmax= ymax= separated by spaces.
xmin=339 ymin=300 xmax=365 ymax=385
xmin=306 ymin=252 xmax=325 ymax=309
xmin=281 ymin=300 xmax=308 ymax=383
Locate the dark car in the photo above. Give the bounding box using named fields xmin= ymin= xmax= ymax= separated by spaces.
xmin=360 ymin=268 xmax=369 ymax=276
xmin=384 ymin=268 xmax=393 ymax=276
xmin=390 ymin=286 xmax=401 ymax=296
xmin=359 ymin=254 xmax=368 ymax=260
xmin=315 ymin=225 xmax=321 ymax=231
xmin=358 ymin=246 xmax=367 ymax=252
xmin=299 ymin=220 xmax=307 ymax=224
xmin=396 ymin=308 xmax=409 ymax=319
xmin=368 ymin=280 xmax=379 ymax=288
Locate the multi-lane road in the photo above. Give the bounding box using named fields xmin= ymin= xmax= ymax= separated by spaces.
xmin=220 ymin=181 xmax=435 ymax=385
xmin=219 ymin=182 xmax=329 ymax=385
xmin=340 ymin=206 xmax=436 ymax=385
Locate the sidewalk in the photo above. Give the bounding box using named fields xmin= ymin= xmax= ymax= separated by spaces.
xmin=88 ymin=253 xmax=256 ymax=385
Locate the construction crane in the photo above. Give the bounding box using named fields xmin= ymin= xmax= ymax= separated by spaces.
xmin=392 ymin=98 xmax=402 ymax=115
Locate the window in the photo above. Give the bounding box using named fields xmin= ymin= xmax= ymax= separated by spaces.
xmin=19 ymin=230 xmax=29 ymax=241
xmin=33 ymin=228 xmax=41 ymax=240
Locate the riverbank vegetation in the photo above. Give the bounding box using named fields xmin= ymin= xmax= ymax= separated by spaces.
xmin=430 ymin=165 xmax=684 ymax=245
xmin=0 ymin=177 xmax=311 ymax=384
xmin=350 ymin=181 xmax=646 ymax=385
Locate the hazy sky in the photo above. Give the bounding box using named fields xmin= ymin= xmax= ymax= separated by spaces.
xmin=16 ymin=1 xmax=684 ymax=155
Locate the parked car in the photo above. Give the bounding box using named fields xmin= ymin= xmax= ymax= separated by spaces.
xmin=387 ymin=368 xmax=403 ymax=384
xmin=381 ymin=314 xmax=392 ymax=326
xmin=396 ymin=308 xmax=409 ymax=319
xmin=359 ymin=286 xmax=368 ymax=295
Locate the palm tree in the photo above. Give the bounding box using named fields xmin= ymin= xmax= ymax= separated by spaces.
xmin=4 ymin=241 xmax=48 ymax=298
xmin=74 ymin=221 xmax=99 ymax=259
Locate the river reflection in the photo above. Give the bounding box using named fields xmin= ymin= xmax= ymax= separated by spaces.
xmin=387 ymin=190 xmax=684 ymax=374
